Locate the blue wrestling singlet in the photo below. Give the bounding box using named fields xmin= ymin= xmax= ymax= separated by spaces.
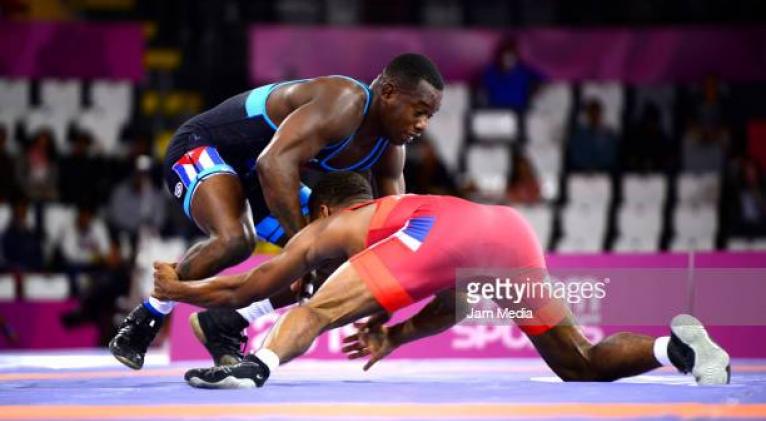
xmin=162 ymin=76 xmax=389 ymax=245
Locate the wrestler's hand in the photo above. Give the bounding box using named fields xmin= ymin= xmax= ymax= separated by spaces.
xmin=342 ymin=313 xmax=395 ymax=371
xmin=290 ymin=272 xmax=316 ymax=304
xmin=152 ymin=261 xmax=179 ymax=300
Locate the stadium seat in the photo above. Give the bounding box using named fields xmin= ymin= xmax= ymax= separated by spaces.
xmin=726 ymin=237 xmax=766 ymax=251
xmin=425 ymin=83 xmax=469 ymax=172
xmin=0 ymin=203 xmax=36 ymax=231
xmin=537 ymin=170 xmax=561 ymax=202
xmin=677 ymin=172 xmax=721 ymax=206
xmin=581 ymin=81 xmax=624 ymax=132
xmin=75 ymin=109 xmax=123 ymax=155
xmin=0 ymin=78 xmax=30 ymax=118
xmin=526 ymin=142 xmax=562 ymax=175
xmin=465 ymin=144 xmax=510 ymax=196
xmin=91 ymin=79 xmax=133 ymax=125
xmin=567 ymin=174 xmax=611 ymax=209
xmin=426 ymin=109 xmax=465 ymax=172
xmin=557 ymin=235 xmax=604 ymax=253
xmin=670 ymin=236 xmax=715 ymax=252
xmin=525 ymin=112 xmax=566 ymax=145
xmin=671 ymin=204 xmax=717 ymax=251
xmin=130 ymin=234 xmax=188 ymax=300
xmin=22 ymin=273 xmax=69 ymax=301
xmin=726 ymin=238 xmax=751 ymax=251
xmin=440 ymin=83 xmax=470 ymax=115
xmin=0 ymin=274 xmax=15 ymax=301
xmin=622 ymin=174 xmax=667 ymax=206
xmin=562 ymin=202 xmax=608 ymax=237
xmin=614 ymin=204 xmax=662 ymax=252
xmin=617 ymin=203 xmax=663 ymax=236
xmin=40 ymin=79 xmax=82 ymax=118
xmin=42 ymin=204 xmax=76 ymax=258
xmin=525 ymin=83 xmax=573 ymax=145
xmin=0 ymin=111 xmax=21 ymax=154
xmin=471 ymin=109 xmax=518 ymax=142
xmin=514 ymin=204 xmax=552 ymax=248
xmin=613 ymin=235 xmax=657 ymax=252
xmin=559 ymin=202 xmax=607 ymax=252
xmin=528 ymin=82 xmax=573 ymax=122
xmin=0 ymin=204 xmax=10 ymax=231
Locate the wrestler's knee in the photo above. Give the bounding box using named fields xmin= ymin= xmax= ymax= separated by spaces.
xmin=216 ymin=226 xmax=256 ymax=263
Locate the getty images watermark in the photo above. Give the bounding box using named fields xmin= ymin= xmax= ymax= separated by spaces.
xmin=456 ymin=267 xmax=766 ymax=327
xmin=455 ymin=268 xmax=610 ymax=325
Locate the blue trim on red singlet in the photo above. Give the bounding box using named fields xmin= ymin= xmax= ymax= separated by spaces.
xmin=402 ymin=216 xmax=436 ymax=242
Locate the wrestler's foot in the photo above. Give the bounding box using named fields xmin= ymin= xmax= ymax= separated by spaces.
xmin=668 ymin=314 xmax=731 ymax=385
xmin=185 ymin=353 xmax=270 ymax=389
xmin=189 ymin=309 xmax=249 ymax=366
xmin=109 ymin=303 xmax=164 ymax=370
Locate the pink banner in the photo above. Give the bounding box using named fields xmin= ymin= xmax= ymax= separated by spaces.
xmin=249 ymin=25 xmax=766 ymax=84
xmin=0 ymin=21 xmax=144 ymax=81
xmin=170 ymin=251 xmax=766 ymax=362
xmin=0 ymin=300 xmax=97 ymax=349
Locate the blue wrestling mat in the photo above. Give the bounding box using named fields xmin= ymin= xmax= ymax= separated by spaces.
xmin=1 ymin=350 xmax=765 ymax=420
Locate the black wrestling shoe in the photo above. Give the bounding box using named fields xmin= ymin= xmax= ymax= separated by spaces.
xmin=668 ymin=314 xmax=731 ymax=385
xmin=185 ymin=353 xmax=270 ymax=389
xmin=189 ymin=309 xmax=249 ymax=366
xmin=108 ymin=303 xmax=164 ymax=370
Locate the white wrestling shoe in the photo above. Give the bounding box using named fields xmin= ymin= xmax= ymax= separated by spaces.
xmin=669 ymin=314 xmax=731 ymax=385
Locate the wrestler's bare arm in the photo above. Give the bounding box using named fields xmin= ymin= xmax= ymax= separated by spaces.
xmin=153 ymin=217 xmax=350 ymax=308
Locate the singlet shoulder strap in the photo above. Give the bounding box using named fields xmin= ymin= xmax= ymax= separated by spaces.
xmin=321 ymin=76 xmax=373 ymax=151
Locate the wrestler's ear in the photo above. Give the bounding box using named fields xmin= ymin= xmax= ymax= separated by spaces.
xmin=380 ymin=79 xmax=396 ymax=99
xmin=320 ymin=204 xmax=331 ymax=219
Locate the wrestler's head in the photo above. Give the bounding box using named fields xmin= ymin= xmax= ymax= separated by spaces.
xmin=308 ymin=172 xmax=374 ymax=220
xmin=373 ymin=53 xmax=443 ymax=146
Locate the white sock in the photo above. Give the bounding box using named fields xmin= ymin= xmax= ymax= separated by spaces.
xmin=653 ymin=336 xmax=672 ymax=366
xmin=147 ymin=297 xmax=175 ymax=315
xmin=236 ymin=299 xmax=274 ymax=324
xmin=254 ymin=348 xmax=280 ymax=372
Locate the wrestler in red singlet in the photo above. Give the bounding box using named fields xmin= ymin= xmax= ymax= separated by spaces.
xmin=349 ymin=194 xmax=567 ymax=336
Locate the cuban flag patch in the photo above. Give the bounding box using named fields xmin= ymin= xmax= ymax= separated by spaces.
xmin=394 ymin=216 xmax=435 ymax=252
xmin=172 ymin=146 xmax=232 ymax=187
xmin=172 ymin=145 xmax=236 ymax=217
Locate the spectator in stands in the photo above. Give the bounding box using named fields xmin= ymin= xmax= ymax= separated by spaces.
xmin=107 ymin=155 xmax=167 ymax=261
xmin=728 ymin=157 xmax=766 ymax=236
xmin=507 ymin=150 xmax=541 ymax=204
xmin=477 ymin=37 xmax=544 ymax=112
xmin=682 ymin=75 xmax=731 ymax=173
xmin=0 ymin=124 xmax=21 ymax=202
xmin=0 ymin=197 xmax=43 ymax=271
xmin=623 ymin=102 xmax=675 ymax=173
xmin=61 ymin=240 xmax=131 ymax=345
xmin=58 ymin=205 xmax=111 ymax=274
xmin=17 ymin=128 xmax=59 ymax=202
xmin=403 ymin=136 xmax=460 ymax=195
xmin=58 ymin=130 xmax=107 ymax=206
xmin=566 ymin=98 xmax=619 ymax=173
xmin=109 ymin=129 xmax=155 ymax=187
